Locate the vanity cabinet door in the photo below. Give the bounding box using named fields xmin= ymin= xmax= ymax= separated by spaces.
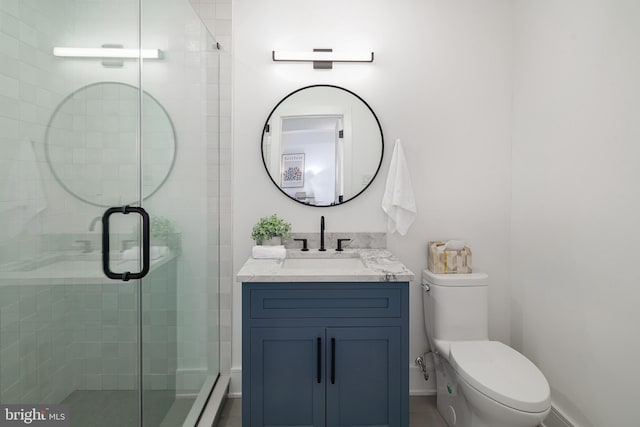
xmin=326 ymin=327 xmax=402 ymax=427
xmin=249 ymin=327 xmax=326 ymax=427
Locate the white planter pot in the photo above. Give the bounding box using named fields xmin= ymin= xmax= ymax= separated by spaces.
xmin=261 ymin=236 xmax=282 ymax=246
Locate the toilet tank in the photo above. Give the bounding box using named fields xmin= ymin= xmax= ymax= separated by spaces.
xmin=422 ymin=270 xmax=489 ymax=343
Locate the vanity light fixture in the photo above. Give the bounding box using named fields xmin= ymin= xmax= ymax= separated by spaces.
xmin=53 ymin=47 xmax=162 ymax=59
xmin=272 ymin=48 xmax=374 ymax=69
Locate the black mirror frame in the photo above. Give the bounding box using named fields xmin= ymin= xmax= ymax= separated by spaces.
xmin=261 ymin=84 xmax=384 ymax=208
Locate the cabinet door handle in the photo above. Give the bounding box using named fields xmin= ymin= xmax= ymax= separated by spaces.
xmin=331 ymin=337 xmax=336 ymax=384
xmin=317 ymin=337 xmax=322 ymax=384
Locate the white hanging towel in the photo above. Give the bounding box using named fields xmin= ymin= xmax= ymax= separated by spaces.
xmin=381 ymin=139 xmax=417 ymax=236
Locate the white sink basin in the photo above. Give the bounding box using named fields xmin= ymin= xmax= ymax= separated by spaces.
xmin=282 ymin=257 xmax=366 ymax=270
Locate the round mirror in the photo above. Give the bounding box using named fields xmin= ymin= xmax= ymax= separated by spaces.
xmin=262 ymin=85 xmax=383 ymax=207
xmin=45 ymin=82 xmax=176 ymax=207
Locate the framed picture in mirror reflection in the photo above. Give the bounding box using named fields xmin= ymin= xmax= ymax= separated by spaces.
xmin=281 ymin=153 xmax=305 ymax=188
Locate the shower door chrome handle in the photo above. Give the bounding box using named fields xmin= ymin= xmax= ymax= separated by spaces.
xmin=102 ymin=206 xmax=150 ymax=281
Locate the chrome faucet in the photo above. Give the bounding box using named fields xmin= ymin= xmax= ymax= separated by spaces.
xmin=89 ymin=215 xmax=102 ymax=231
xmin=319 ymin=216 xmax=326 ymax=251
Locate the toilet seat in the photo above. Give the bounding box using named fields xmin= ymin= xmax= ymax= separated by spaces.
xmin=449 ymin=341 xmax=550 ymax=413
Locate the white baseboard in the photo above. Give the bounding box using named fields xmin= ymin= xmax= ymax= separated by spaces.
xmin=176 ymin=367 xmax=208 ymax=398
xmin=225 ymin=365 xmax=435 ymax=398
xmin=409 ymin=364 xmax=437 ymax=396
xmin=542 ymin=405 xmax=575 ymax=427
xmin=228 ymin=367 xmax=242 ymax=397
xmin=176 ymin=391 xmax=200 ymax=398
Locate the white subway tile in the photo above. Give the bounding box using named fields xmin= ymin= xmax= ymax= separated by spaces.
xmin=0 ymin=31 xmax=18 ymax=57
xmin=0 ymin=10 xmax=20 ymax=38
xmin=0 ymin=73 xmax=18 ymax=98
xmin=215 ymin=3 xmax=231 ymax=20
xmin=0 ymin=94 xmax=19 ymax=119
xmin=19 ymin=22 xmax=36 ymax=47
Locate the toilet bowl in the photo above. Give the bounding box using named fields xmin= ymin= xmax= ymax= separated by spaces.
xmin=422 ymin=270 xmax=551 ymax=427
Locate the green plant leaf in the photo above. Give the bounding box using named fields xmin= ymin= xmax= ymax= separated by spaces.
xmin=251 ymin=214 xmax=292 ymax=243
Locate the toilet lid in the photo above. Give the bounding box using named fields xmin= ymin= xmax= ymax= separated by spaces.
xmin=450 ymin=341 xmax=550 ymax=413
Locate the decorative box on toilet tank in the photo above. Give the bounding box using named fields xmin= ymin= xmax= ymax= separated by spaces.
xmin=427 ymin=241 xmax=472 ymax=274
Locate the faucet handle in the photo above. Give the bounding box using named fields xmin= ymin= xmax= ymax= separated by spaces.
xmin=293 ymin=238 xmax=309 ymax=251
xmin=336 ymin=238 xmax=351 ymax=252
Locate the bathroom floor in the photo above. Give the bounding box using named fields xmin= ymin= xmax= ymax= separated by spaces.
xmin=61 ymin=390 xmax=194 ymax=427
xmin=62 ymin=390 xmax=138 ymax=427
xmin=215 ymin=395 xmax=448 ymax=427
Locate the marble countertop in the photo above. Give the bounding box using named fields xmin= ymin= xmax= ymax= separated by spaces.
xmin=237 ymin=249 xmax=415 ymax=283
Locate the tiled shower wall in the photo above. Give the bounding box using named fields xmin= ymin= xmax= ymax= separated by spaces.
xmin=0 ymin=259 xmax=177 ymax=403
xmin=189 ymin=0 xmax=233 ymax=375
xmin=0 ymin=284 xmax=71 ymax=404
xmin=0 ymin=0 xmax=76 ymax=245
xmin=0 ymin=0 xmax=77 ymax=403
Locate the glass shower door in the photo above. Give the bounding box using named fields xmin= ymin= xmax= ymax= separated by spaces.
xmin=0 ymin=0 xmax=143 ymax=426
xmin=140 ymin=0 xmax=221 ymax=425
xmin=0 ymin=0 xmax=220 ymax=425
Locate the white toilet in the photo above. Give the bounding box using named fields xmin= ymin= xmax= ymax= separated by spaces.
xmin=421 ymin=270 xmax=551 ymax=427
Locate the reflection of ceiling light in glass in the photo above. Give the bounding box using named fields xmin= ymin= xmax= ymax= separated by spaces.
xmin=53 ymin=47 xmax=161 ymax=59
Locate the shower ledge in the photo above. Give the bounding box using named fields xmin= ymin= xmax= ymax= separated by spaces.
xmin=0 ymin=251 xmax=176 ymax=286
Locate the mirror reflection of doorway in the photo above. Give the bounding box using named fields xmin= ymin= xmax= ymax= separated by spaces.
xmin=280 ymin=115 xmax=345 ymax=205
xmin=261 ymin=85 xmax=384 ymax=207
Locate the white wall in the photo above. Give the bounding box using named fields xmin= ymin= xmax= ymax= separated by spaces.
xmin=511 ymin=1 xmax=640 ymax=425
xmin=232 ymin=0 xmax=513 ymax=394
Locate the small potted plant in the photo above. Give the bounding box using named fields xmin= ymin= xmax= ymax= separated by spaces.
xmin=148 ymin=215 xmax=181 ymax=254
xmin=127 ymin=215 xmax=181 ymax=256
xmin=251 ymin=214 xmax=292 ymax=245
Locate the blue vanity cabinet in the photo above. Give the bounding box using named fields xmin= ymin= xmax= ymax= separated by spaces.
xmin=249 ymin=326 xmax=326 ymax=427
xmin=326 ymin=327 xmax=402 ymax=427
xmin=242 ymin=282 xmax=409 ymax=427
